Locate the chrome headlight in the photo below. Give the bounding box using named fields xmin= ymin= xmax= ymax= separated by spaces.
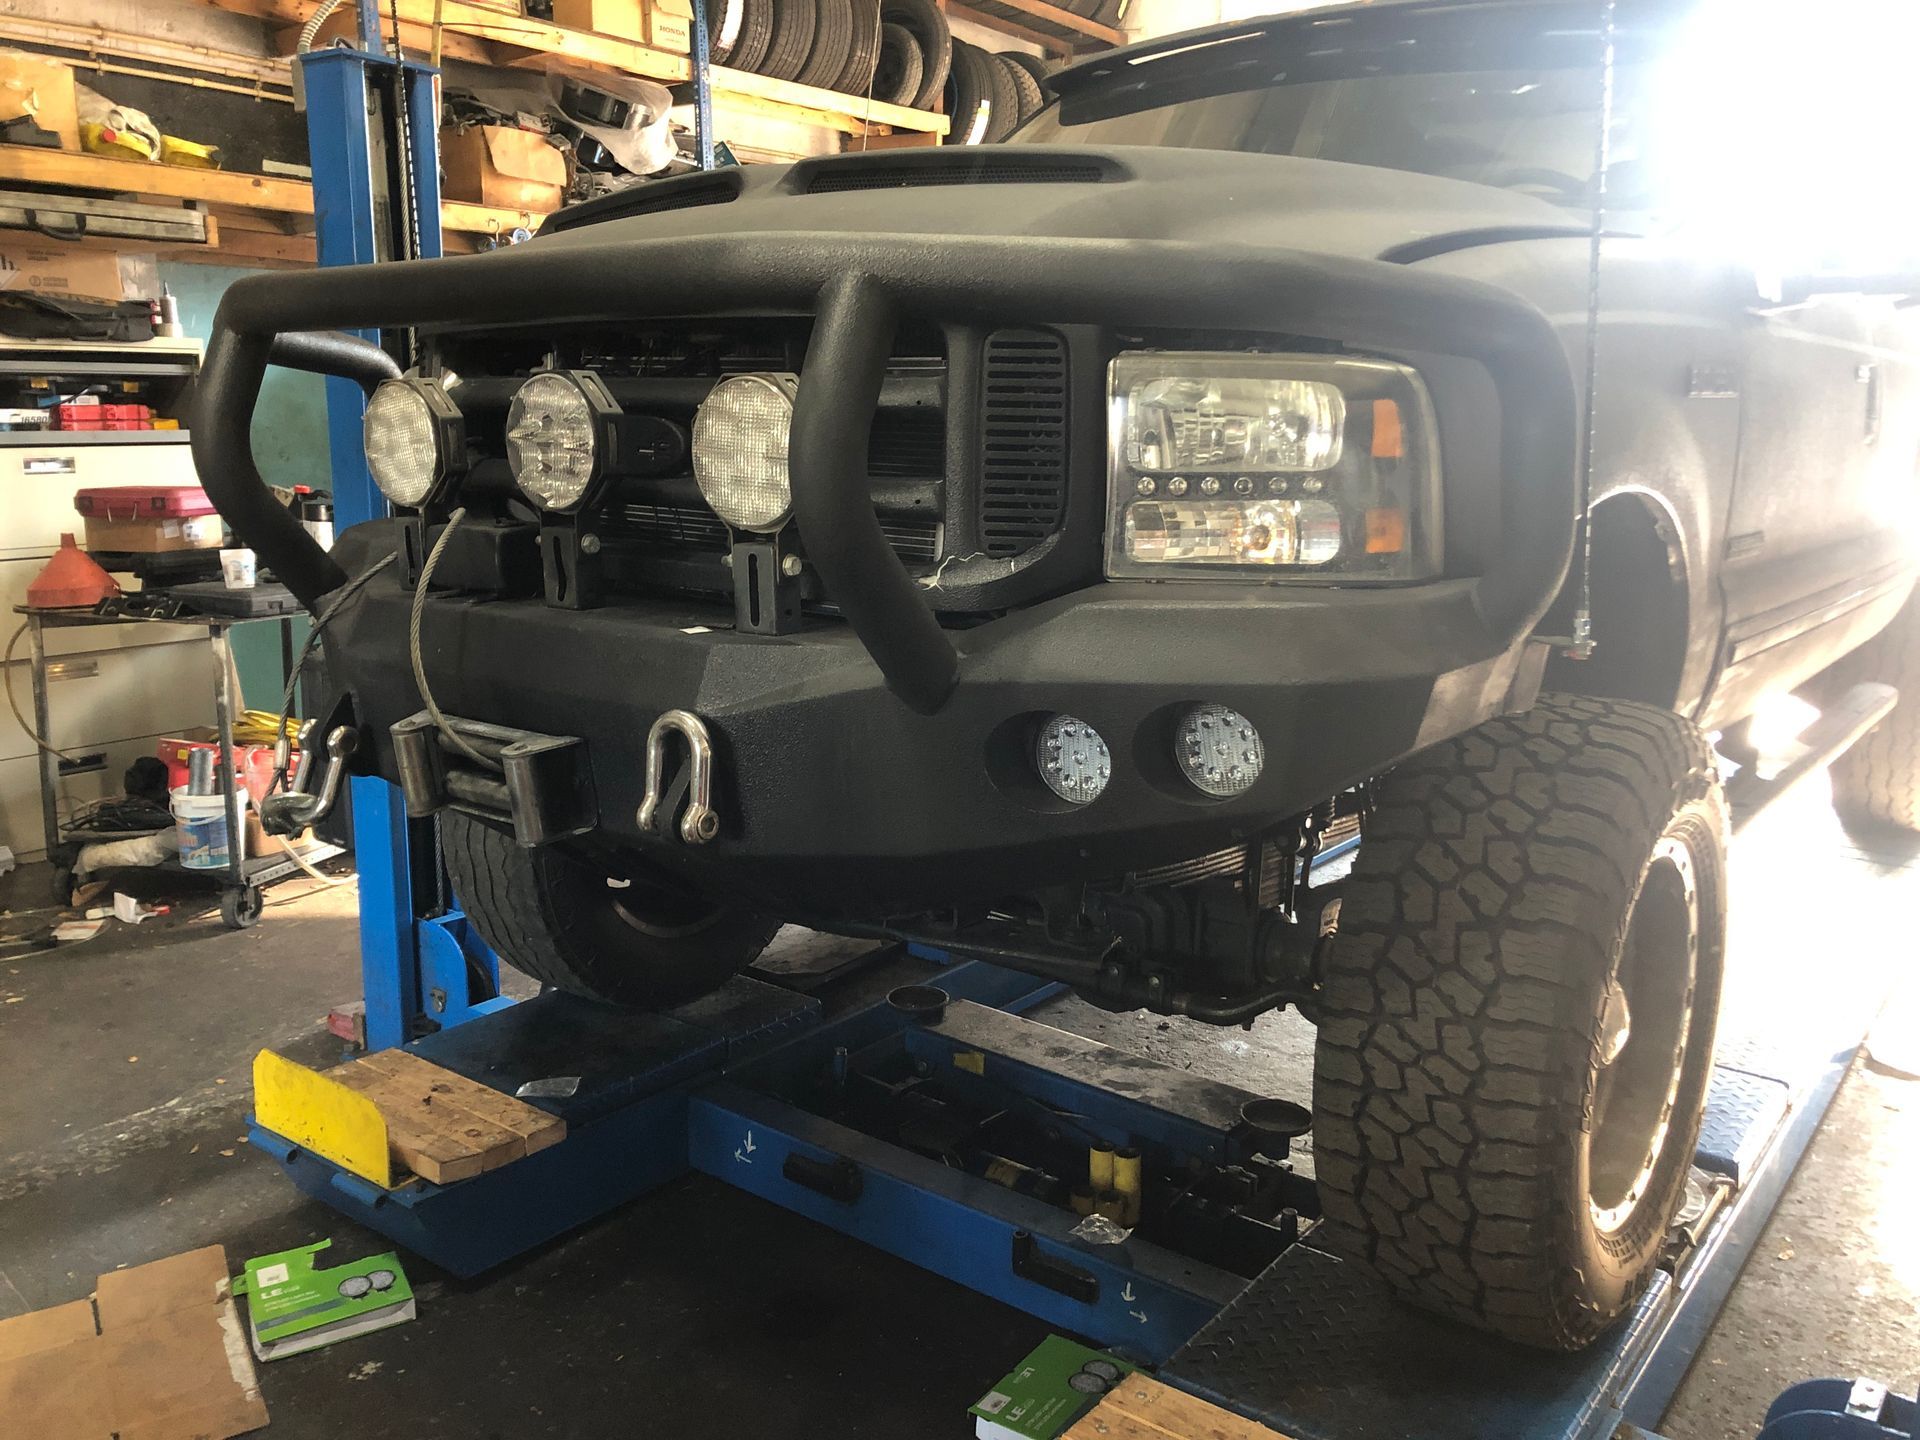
xmin=1105 ymin=353 xmax=1440 ymax=581
xmin=363 ymin=376 xmax=465 ymax=508
xmin=692 ymin=373 xmax=798 ymax=533
xmin=507 ymin=370 xmax=621 ymax=512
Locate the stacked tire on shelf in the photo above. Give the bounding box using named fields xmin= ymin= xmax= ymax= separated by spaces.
xmin=709 ymin=0 xmax=1051 ymax=143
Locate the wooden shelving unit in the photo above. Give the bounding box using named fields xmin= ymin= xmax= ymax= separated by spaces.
xmin=947 ymin=0 xmax=1125 ymax=57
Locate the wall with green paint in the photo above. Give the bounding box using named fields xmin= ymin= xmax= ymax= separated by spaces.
xmin=163 ymin=262 xmax=323 ymax=711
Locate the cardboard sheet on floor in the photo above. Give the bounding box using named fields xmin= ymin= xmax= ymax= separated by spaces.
xmin=0 ymin=1245 xmax=268 ymax=1439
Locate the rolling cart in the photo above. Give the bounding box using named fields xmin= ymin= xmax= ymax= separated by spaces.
xmin=20 ymin=601 xmax=342 ymax=928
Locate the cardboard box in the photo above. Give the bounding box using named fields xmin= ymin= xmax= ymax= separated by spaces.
xmin=550 ymin=0 xmax=689 ymax=50
xmin=440 ymin=124 xmax=567 ymax=213
xmin=0 ymin=50 xmax=79 ymax=151
xmin=648 ymin=0 xmax=692 ymax=54
xmin=0 ymin=242 xmax=125 ymax=303
xmin=0 ymin=1246 xmax=269 ymax=1440
xmin=81 ymin=512 xmax=225 ymax=554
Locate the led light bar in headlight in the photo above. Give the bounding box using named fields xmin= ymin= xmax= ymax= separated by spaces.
xmin=363 ymin=376 xmax=465 ymax=509
xmin=1106 ymin=353 xmax=1440 ymax=582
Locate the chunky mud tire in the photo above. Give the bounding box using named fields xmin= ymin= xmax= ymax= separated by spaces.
xmin=443 ymin=812 xmax=778 ymax=1007
xmin=1312 ymin=695 xmax=1728 ymax=1352
xmin=1828 ymin=589 xmax=1920 ymax=832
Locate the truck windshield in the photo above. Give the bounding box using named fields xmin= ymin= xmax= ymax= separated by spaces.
xmin=1010 ymin=3 xmax=1670 ymax=210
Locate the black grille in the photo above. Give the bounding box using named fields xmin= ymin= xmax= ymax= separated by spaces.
xmin=979 ymin=329 xmax=1069 ymax=557
xmin=614 ymin=503 xmax=939 ymax=567
xmin=805 ymin=158 xmax=1113 ymax=193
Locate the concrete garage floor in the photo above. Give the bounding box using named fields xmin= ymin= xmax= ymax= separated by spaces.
xmin=1 ymin=780 xmax=1914 ymax=1440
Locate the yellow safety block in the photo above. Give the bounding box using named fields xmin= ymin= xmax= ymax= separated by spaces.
xmin=253 ymin=1049 xmax=393 ymax=1188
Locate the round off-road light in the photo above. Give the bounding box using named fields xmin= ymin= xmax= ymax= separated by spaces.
xmin=1176 ymin=703 xmax=1263 ymax=798
xmin=508 ymin=371 xmax=617 ymax=512
xmin=364 ymin=377 xmax=463 ymax=508
xmin=1036 ymin=714 xmax=1110 ymax=805
xmin=692 ymin=372 xmax=798 ymax=533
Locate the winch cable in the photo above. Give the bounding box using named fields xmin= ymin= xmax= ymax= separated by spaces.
xmin=409 ymin=507 xmax=503 ymax=774
xmin=1562 ymin=0 xmax=1617 ymax=662
xmin=269 ymin=551 xmax=399 ymax=795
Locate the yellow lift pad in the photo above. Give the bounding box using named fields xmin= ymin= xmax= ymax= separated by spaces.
xmin=253 ymin=1049 xmax=393 ymax=1189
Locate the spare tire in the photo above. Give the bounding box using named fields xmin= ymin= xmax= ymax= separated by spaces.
xmin=728 ymin=0 xmax=776 ymax=73
xmin=442 ymin=811 xmax=779 ymax=1008
xmin=994 ymin=51 xmax=1043 ymax=126
xmin=872 ymin=22 xmax=924 ymax=107
xmin=944 ymin=40 xmax=995 ymax=145
xmin=832 ymin=0 xmax=883 ymax=96
xmin=709 ymin=0 xmax=744 ymax=63
xmin=879 ymin=0 xmax=949 ymax=111
xmin=998 ymin=49 xmax=1050 ymax=91
xmin=758 ymin=0 xmax=817 ymax=81
xmin=794 ymin=0 xmax=854 ymax=89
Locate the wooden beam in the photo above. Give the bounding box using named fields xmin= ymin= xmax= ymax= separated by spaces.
xmin=0 ymin=16 xmax=292 ymax=89
xmin=441 ymin=199 xmax=549 ymax=236
xmin=959 ymin=0 xmax=1123 ymax=46
xmin=0 ymin=146 xmax=312 ymax=214
xmin=945 ymin=1 xmax=1076 ymax=56
xmin=709 ymin=65 xmax=950 ymax=135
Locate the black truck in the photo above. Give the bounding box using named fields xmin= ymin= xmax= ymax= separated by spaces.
xmin=197 ymin=0 xmax=1920 ymax=1354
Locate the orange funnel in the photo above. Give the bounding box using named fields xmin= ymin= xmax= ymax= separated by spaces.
xmin=27 ymin=534 xmax=122 ymax=609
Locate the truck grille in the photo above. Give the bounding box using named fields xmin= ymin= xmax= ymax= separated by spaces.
xmin=980 ymin=329 xmax=1070 ymax=557
xmin=612 ymin=503 xmax=939 ymax=566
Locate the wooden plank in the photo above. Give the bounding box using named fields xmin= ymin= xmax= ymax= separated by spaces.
xmin=0 ymin=145 xmax=311 ymax=214
xmin=354 ymin=1050 xmax=567 ymax=1154
xmin=710 ymin=65 xmax=950 ymax=135
xmin=442 ymin=198 xmax=550 ymax=236
xmin=850 ymin=131 xmax=943 ymax=150
xmin=1064 ymin=1375 xmax=1293 ymax=1440
xmin=0 ymin=14 xmax=293 ymax=89
xmin=325 ymin=1060 xmax=518 ymax=1184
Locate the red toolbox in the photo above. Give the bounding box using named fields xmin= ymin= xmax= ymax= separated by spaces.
xmin=74 ymin=484 xmax=223 ymax=553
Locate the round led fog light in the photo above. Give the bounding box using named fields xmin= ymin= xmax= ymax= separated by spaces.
xmin=363 ymin=378 xmax=453 ymax=508
xmin=693 ymin=372 xmax=798 ymax=532
xmin=1177 ymin=704 xmax=1263 ymax=798
xmin=1035 ymin=714 xmax=1110 ymax=805
xmin=507 ymin=371 xmax=608 ymax=512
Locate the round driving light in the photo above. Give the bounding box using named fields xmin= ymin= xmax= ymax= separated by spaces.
xmin=1176 ymin=704 xmax=1264 ymax=798
xmin=364 ymin=378 xmax=459 ymax=508
xmin=692 ymin=372 xmax=798 ymax=533
xmin=507 ymin=371 xmax=611 ymax=512
xmin=1036 ymin=714 xmax=1111 ymax=805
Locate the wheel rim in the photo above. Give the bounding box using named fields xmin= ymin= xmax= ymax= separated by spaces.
xmin=1587 ymin=835 xmax=1698 ymax=1235
xmin=600 ymin=852 xmax=729 ymax=940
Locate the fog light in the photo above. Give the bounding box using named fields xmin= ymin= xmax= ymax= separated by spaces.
xmin=1176 ymin=704 xmax=1263 ymax=798
xmin=693 ymin=372 xmax=798 ymax=533
xmin=507 ymin=371 xmax=618 ymax=512
xmin=1036 ymin=714 xmax=1110 ymax=804
xmin=363 ymin=377 xmax=464 ymax=508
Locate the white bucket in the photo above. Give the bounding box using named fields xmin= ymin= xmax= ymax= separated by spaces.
xmin=172 ymin=788 xmax=249 ymax=871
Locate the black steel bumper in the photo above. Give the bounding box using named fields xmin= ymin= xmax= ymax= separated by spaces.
xmin=192 ymin=231 xmax=1577 ymax=912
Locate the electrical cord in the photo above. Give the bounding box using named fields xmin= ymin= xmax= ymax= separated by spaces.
xmin=409 ymin=507 xmax=502 ymax=773
xmin=5 ymin=620 xmax=73 ymax=761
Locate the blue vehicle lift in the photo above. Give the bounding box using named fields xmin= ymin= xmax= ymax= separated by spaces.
xmin=275 ymin=18 xmax=1894 ymax=1440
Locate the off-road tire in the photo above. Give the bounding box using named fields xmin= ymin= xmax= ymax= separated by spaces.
xmin=758 ymin=0 xmax=818 ymax=82
xmin=832 ymin=0 xmax=882 ymax=96
xmin=880 ymin=0 xmax=949 ymax=110
xmin=443 ymin=811 xmax=778 ymax=1007
xmin=1828 ymin=589 xmax=1920 ymax=832
xmin=995 ymin=52 xmax=1044 ymax=126
xmin=795 ymin=0 xmax=854 ymax=89
xmin=872 ymin=22 xmax=924 ymax=106
xmin=729 ymin=0 xmax=776 ymax=73
xmin=1313 ymin=695 xmax=1728 ymax=1352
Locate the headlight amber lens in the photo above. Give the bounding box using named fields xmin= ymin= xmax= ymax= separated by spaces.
xmin=363 ymin=380 xmax=442 ymax=508
xmin=1105 ymin=353 xmax=1440 ymax=582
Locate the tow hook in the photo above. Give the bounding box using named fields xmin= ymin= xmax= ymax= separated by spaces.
xmin=260 ymin=724 xmax=358 ymax=836
xmin=637 ymin=709 xmax=721 ymax=845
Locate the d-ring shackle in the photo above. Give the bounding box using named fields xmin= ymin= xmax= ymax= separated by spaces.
xmin=636 ymin=709 xmax=721 ymax=845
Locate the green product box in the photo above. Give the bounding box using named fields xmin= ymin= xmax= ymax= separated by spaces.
xmin=233 ymin=1240 xmax=416 ymax=1361
xmin=969 ymin=1335 xmax=1138 ymax=1440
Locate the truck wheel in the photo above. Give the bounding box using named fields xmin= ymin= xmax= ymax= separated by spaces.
xmin=1828 ymin=589 xmax=1920 ymax=832
xmin=442 ymin=812 xmax=777 ymax=1007
xmin=1312 ymin=695 xmax=1727 ymax=1351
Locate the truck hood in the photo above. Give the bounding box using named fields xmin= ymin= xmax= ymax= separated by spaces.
xmin=535 ymin=145 xmax=1590 ymax=265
